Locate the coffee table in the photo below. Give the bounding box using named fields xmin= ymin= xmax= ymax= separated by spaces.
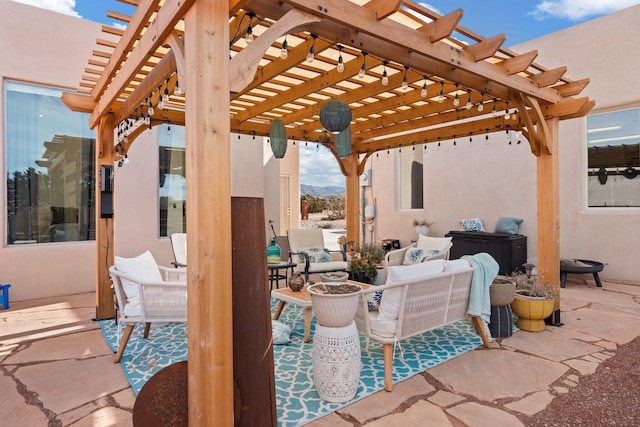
xmin=272 ymin=282 xmax=368 ymax=343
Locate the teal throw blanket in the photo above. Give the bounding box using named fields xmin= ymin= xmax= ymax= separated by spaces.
xmin=462 ymin=253 xmax=499 ymax=323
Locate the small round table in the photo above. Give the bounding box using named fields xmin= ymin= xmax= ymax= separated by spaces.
xmin=267 ymin=261 xmax=296 ymax=290
xmin=560 ymin=259 xmax=604 ymax=288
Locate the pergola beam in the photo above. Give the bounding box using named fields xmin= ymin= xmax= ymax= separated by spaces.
xmin=365 ymin=0 xmax=403 ymax=20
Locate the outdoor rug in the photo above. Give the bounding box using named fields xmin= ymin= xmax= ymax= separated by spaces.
xmin=100 ymin=299 xmax=483 ymax=426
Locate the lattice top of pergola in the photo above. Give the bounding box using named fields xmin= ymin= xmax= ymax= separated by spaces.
xmin=64 ymin=0 xmax=594 ymax=160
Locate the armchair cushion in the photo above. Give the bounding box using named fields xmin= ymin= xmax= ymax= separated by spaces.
xmin=302 ymin=247 xmax=332 ymax=263
xmin=115 ymin=250 xmax=162 ymax=310
xmin=402 ymin=247 xmax=427 ymax=265
xmin=416 ymin=235 xmax=452 ymax=253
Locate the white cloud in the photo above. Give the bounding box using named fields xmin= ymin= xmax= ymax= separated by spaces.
xmin=13 ymin=0 xmax=81 ymax=18
xmin=531 ymin=0 xmax=640 ymax=20
xmin=299 ymin=143 xmax=345 ymax=188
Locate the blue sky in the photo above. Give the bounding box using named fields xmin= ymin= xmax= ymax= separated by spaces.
xmin=15 ymin=0 xmax=640 ymax=187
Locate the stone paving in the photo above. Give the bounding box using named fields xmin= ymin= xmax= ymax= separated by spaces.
xmin=1 ymin=277 xmax=639 ymax=426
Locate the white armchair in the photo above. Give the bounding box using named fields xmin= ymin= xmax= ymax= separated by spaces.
xmin=287 ymin=228 xmax=347 ymax=281
xmin=110 ymin=250 xmax=187 ymax=363
xmin=384 ymin=235 xmax=453 ymax=268
xmin=170 ymin=233 xmax=187 ymax=267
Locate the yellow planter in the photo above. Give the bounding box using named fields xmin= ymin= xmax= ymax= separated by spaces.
xmin=511 ymin=292 xmax=554 ymax=332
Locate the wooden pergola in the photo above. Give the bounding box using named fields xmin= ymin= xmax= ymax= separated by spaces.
xmin=63 ymin=0 xmax=594 ymax=424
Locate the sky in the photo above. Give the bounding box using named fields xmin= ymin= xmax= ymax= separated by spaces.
xmin=13 ymin=0 xmax=640 ymax=188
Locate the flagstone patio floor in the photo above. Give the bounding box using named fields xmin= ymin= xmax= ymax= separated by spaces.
xmin=2 ymin=276 xmax=639 ymax=426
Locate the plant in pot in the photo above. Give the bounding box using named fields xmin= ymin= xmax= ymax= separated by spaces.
xmin=348 ymin=243 xmax=384 ymax=284
xmin=510 ymin=273 xmax=559 ymax=332
xmin=413 ymin=219 xmax=434 ymax=236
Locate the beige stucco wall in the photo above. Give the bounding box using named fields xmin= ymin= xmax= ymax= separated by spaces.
xmin=368 ymin=5 xmax=640 ymax=284
xmin=1 ymin=1 xmax=280 ymax=302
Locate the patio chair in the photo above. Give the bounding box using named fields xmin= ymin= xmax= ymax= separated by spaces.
xmin=384 ymin=235 xmax=453 ymax=269
xmin=287 ymin=228 xmax=347 ymax=281
xmin=170 ymin=233 xmax=187 ymax=267
xmin=110 ymin=250 xmax=187 ymax=363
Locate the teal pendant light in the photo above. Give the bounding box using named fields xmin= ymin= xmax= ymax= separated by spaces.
xmin=334 ymin=127 xmax=352 ymax=158
xmin=319 ymin=99 xmax=352 ymax=134
xmin=270 ymin=119 xmax=287 ymax=158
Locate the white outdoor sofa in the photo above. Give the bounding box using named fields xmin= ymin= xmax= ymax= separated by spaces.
xmin=355 ymin=259 xmax=490 ymax=391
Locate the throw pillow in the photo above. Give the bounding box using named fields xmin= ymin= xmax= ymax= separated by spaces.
xmin=494 ymin=217 xmax=523 ymax=234
xmin=367 ymin=290 xmax=384 ymax=311
xmin=459 ymin=218 xmax=485 ymax=232
xmin=402 ymin=247 xmax=426 ymax=265
xmin=378 ymin=259 xmax=445 ymax=321
xmin=272 ymin=320 xmax=291 ymax=345
xmin=114 ymin=250 xmax=163 ymax=310
xmin=416 ymin=235 xmax=452 ymax=253
xmin=302 ymin=247 xmax=332 ymax=263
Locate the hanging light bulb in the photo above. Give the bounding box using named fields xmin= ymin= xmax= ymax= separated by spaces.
xmin=512 ymin=108 xmax=518 ymax=120
xmin=280 ymin=36 xmax=288 ymax=60
xmin=504 ymin=101 xmax=511 ymax=120
xmin=148 ymin=125 xmax=153 ymax=134
xmin=381 ymin=61 xmax=389 ymax=86
xmin=421 ymin=76 xmax=428 ymax=98
xmin=336 ymin=44 xmax=344 ymax=73
xmin=245 ymin=12 xmax=255 ymax=43
xmin=465 ymin=90 xmax=473 ymax=110
xmin=401 ymin=66 xmax=409 ymax=90
xmin=147 ymin=98 xmax=155 ymax=116
xmin=453 ymin=83 xmax=460 ymax=106
xmin=167 ymin=124 xmax=171 ymax=136
xmin=306 ymin=34 xmax=317 ymax=63
xmin=478 ymin=93 xmax=484 ymax=112
xmin=157 ymin=92 xmax=164 ymax=110
xmin=358 ymin=52 xmax=367 ymax=78
xmin=162 ymin=87 xmax=170 ymax=104
xmin=492 ymin=100 xmax=498 ymax=117
xmin=144 ymin=113 xmax=150 ymax=126
xmin=173 ymin=79 xmax=183 ymax=96
xmin=438 ymin=81 xmax=445 ymax=103
xmin=485 ymin=133 xmax=489 ymax=144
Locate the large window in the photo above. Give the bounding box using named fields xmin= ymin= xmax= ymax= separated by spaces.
xmin=397 ymin=149 xmax=423 ymax=209
xmin=158 ymin=124 xmax=186 ymax=237
xmin=5 ymin=81 xmax=96 ymax=244
xmin=587 ymin=109 xmax=640 ymax=207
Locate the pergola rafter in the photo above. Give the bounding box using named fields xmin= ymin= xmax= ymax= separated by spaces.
xmin=61 ymin=1 xmax=595 ymax=423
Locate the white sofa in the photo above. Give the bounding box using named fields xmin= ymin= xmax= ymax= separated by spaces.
xmin=355 ymin=259 xmax=490 ymax=391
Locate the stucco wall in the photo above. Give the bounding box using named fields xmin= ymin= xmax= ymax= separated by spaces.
xmin=1 ymin=1 xmax=280 ymax=302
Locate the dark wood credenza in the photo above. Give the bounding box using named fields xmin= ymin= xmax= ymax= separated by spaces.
xmin=445 ymin=231 xmax=527 ymax=276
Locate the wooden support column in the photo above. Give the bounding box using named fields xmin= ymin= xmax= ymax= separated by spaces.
xmin=536 ymin=117 xmax=561 ymax=323
xmin=343 ymin=153 xmax=361 ymax=250
xmin=95 ymin=113 xmax=115 ymax=320
xmin=185 ymin=1 xmax=234 ymax=425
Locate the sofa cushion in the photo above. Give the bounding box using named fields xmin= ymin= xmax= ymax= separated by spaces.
xmin=378 ymin=260 xmax=445 ymax=321
xmin=115 ymin=250 xmax=162 ymax=310
xmin=368 ymin=312 xmax=397 ymax=338
xmin=416 ymin=235 xmax=452 ymax=254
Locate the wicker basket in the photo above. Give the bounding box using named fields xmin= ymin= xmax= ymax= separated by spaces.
xmin=490 ymin=278 xmax=516 ymax=306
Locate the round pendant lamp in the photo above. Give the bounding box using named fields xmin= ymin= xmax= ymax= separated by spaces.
xmin=334 ymin=127 xmax=352 ymax=158
xmin=270 ymin=119 xmax=287 ymax=158
xmin=319 ymin=99 xmax=352 ymax=134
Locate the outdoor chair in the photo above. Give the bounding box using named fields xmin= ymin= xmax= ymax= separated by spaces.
xmin=287 ymin=228 xmax=347 ymax=281
xmin=384 ymin=235 xmax=453 ymax=269
xmin=170 ymin=233 xmax=187 ymax=267
xmin=110 ymin=250 xmax=187 ymax=363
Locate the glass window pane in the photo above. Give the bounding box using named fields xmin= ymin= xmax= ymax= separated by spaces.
xmin=158 ymin=124 xmax=186 ymax=237
xmin=398 ymin=149 xmax=423 ymax=209
xmin=5 ymin=81 xmax=96 ymax=244
xmin=587 ymin=109 xmax=640 ymax=207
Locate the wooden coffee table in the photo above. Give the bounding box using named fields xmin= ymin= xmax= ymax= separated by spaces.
xmin=271 ymin=282 xmax=368 ymax=343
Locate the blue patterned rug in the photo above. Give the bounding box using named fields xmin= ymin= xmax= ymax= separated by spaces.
xmin=101 ymin=299 xmax=483 ymax=426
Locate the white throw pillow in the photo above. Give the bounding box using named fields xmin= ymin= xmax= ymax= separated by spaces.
xmin=402 ymin=247 xmax=426 ymax=265
xmin=115 ymin=250 xmax=163 ymax=309
xmin=416 ymin=235 xmax=452 ymax=253
xmin=378 ymin=259 xmax=445 ymax=321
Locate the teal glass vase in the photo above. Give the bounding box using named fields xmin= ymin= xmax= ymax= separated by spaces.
xmin=267 ymin=240 xmax=281 ymax=264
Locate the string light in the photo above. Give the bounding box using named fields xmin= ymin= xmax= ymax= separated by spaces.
xmin=157 ymin=86 xmax=164 ymax=110
xmin=453 ymin=83 xmax=460 ymax=106
xmin=306 ymin=34 xmax=317 ymax=63
xmin=478 ymin=93 xmax=484 ymax=112
xmin=492 ymin=100 xmax=498 ymax=117
xmin=421 ymin=76 xmax=428 ymax=98
xmin=381 ymin=61 xmax=389 ymax=86
xmin=173 ymin=79 xmax=183 ymax=96
xmin=147 ymin=97 xmax=155 ymax=116
xmin=504 ymin=100 xmax=511 ymax=120
xmin=358 ymin=52 xmax=367 ymax=78
xmin=401 ymin=65 xmax=409 ymax=90
xmin=438 ymin=81 xmax=445 ymax=103
xmin=485 ymin=132 xmax=489 ymax=144
xmin=245 ymin=12 xmax=255 ymax=43
xmin=280 ymin=36 xmax=288 ymax=59
xmin=336 ymin=44 xmax=344 ymax=72
xmin=167 ymin=124 xmax=172 ymax=136
xmin=465 ymin=89 xmax=473 ymax=110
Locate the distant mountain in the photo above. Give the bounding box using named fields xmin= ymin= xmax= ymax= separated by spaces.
xmin=300 ymin=184 xmax=345 ymax=198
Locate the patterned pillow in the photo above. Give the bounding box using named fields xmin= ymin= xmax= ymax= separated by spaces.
xmin=302 ymin=247 xmax=332 ymax=263
xmin=367 ymin=290 xmax=384 ymax=311
xmin=272 ymin=320 xmax=291 ymax=345
xmin=459 ymin=218 xmax=485 ymax=232
xmin=402 ymin=247 xmax=427 ymax=265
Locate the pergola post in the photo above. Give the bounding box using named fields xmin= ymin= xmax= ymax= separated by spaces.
xmin=343 ymin=153 xmax=361 ymax=250
xmin=184 ymin=0 xmax=234 ymax=425
xmin=95 ymin=113 xmax=115 ymax=320
xmin=536 ymin=117 xmax=561 ymax=323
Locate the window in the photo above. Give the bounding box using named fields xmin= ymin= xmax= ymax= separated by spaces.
xmin=587 ymin=109 xmax=640 ymax=207
xmin=397 ymin=148 xmax=423 ymax=209
xmin=158 ymin=124 xmax=186 ymax=236
xmin=5 ymin=81 xmax=96 ymax=244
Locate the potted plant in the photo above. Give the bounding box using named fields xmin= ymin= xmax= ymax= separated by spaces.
xmin=510 ymin=273 xmax=558 ymax=332
xmin=348 ymin=243 xmax=385 ymax=283
xmin=413 ymin=219 xmax=434 ymax=236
